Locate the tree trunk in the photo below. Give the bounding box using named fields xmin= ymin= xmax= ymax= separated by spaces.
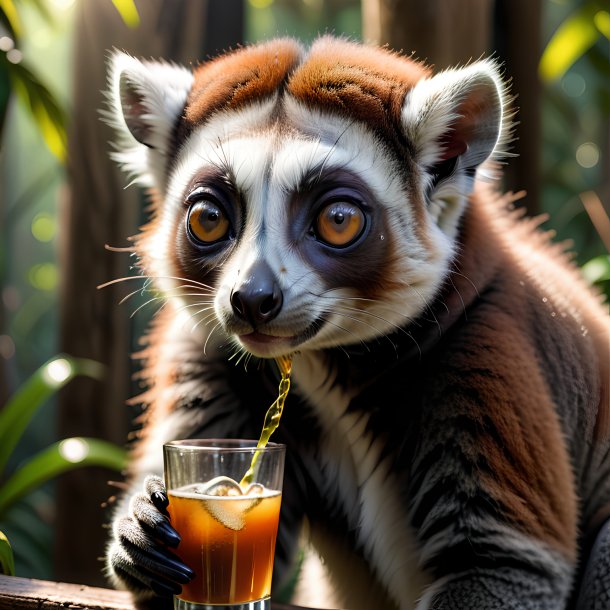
xmin=362 ymin=0 xmax=542 ymax=213
xmin=362 ymin=0 xmax=493 ymax=68
xmin=494 ymin=0 xmax=542 ymax=213
xmin=56 ymin=0 xmax=243 ymax=586
xmin=0 ymin=177 xmax=9 ymax=406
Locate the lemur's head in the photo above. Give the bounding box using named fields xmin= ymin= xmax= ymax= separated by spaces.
xmin=107 ymin=37 xmax=509 ymax=359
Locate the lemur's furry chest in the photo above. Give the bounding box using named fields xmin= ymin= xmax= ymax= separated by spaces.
xmin=291 ymin=353 xmax=430 ymax=607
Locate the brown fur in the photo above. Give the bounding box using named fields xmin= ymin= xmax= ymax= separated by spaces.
xmin=186 ymin=38 xmax=302 ymax=126
xmin=450 ymin=187 xmax=609 ymax=556
xmin=287 ymin=37 xmax=429 ymax=154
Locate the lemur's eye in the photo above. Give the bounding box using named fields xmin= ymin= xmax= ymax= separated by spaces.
xmin=315 ymin=201 xmax=366 ymax=247
xmin=187 ymin=199 xmax=230 ymax=245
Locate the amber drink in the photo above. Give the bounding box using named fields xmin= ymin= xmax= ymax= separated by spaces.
xmin=164 ymin=440 xmax=285 ymax=610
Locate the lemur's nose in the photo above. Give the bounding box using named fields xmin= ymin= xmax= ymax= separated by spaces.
xmin=230 ymin=260 xmax=283 ymax=327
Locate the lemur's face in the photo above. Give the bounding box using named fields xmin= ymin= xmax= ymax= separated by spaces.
xmin=162 ymin=107 xmax=426 ymax=359
xmin=107 ymin=38 xmax=507 ymax=359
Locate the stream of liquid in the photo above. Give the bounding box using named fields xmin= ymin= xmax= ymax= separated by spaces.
xmin=240 ymin=355 xmax=293 ymax=487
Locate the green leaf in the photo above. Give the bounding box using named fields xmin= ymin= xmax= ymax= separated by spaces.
xmin=0 ymin=490 xmax=54 ymax=578
xmin=0 ymin=0 xmax=23 ymax=38
xmin=20 ymin=0 xmax=55 ymax=27
xmin=111 ymin=0 xmax=140 ymax=28
xmin=582 ymin=254 xmax=610 ymax=284
xmin=540 ymin=4 xmax=601 ymax=82
xmin=594 ymin=9 xmax=610 ymax=39
xmin=0 ymin=356 xmax=105 ymax=476
xmin=0 ymin=530 xmax=15 ymax=576
xmin=0 ymin=438 xmax=127 ymax=516
xmin=0 ymin=0 xmax=55 ymax=41
xmin=0 ymin=55 xmax=11 ymax=140
xmin=0 ymin=54 xmax=67 ymax=161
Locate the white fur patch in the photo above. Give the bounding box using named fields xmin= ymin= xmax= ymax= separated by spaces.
xmin=105 ymin=51 xmax=194 ymax=191
xmin=294 ymin=352 xmax=431 ymax=609
xmin=401 ymin=59 xmax=509 ymax=170
xmin=401 ymin=60 xmax=511 ymax=240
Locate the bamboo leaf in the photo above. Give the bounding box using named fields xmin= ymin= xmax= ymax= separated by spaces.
xmin=1 ymin=54 xmax=67 ymax=161
xmin=0 ymin=0 xmax=22 ymax=38
xmin=0 ymin=531 xmax=15 ymax=576
xmin=21 ymin=0 xmax=54 ymax=26
xmin=594 ymin=9 xmax=610 ymax=39
xmin=582 ymin=255 xmax=610 ymax=284
xmin=0 ymin=356 xmax=105 ymax=476
xmin=0 ymin=57 xmax=11 ymax=139
xmin=111 ymin=0 xmax=140 ymax=28
xmin=0 ymin=438 xmax=127 ymax=516
xmin=540 ymin=4 xmax=601 ymax=82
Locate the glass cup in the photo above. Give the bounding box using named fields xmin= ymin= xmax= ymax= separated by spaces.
xmin=163 ymin=440 xmax=286 ymax=610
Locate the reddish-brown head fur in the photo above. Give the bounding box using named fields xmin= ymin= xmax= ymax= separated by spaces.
xmin=180 ymin=37 xmax=430 ymax=157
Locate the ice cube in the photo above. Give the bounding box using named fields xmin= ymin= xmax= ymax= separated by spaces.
xmin=199 ymin=478 xmax=265 ymax=530
xmin=197 ymin=476 xmax=243 ymax=496
xmin=243 ymin=483 xmax=264 ymax=496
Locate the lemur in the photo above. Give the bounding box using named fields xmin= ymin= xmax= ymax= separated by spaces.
xmin=103 ymin=37 xmax=610 ymax=609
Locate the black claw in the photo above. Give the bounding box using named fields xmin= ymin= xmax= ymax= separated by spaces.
xmin=151 ymin=490 xmax=169 ymax=514
xmin=150 ymin=578 xmax=182 ymax=598
xmin=155 ymin=519 xmax=181 ymax=548
xmin=146 ymin=546 xmax=195 ymax=583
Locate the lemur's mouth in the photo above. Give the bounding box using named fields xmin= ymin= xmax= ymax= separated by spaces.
xmin=240 ymin=331 xmax=287 ymax=346
xmin=237 ymin=332 xmax=295 ymax=358
xmin=237 ymin=318 xmax=325 ymax=357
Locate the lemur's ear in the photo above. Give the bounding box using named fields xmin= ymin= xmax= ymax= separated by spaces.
xmin=106 ymin=51 xmax=193 ymax=186
xmin=401 ymin=60 xmax=508 ymax=193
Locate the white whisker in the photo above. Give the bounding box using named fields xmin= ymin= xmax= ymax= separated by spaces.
xmin=329 ymin=309 xmax=421 ymax=357
xmin=98 ymin=274 xmax=215 ymax=291
xmin=192 ymin=307 xmax=221 ymax=333
xmin=174 ymin=300 xmax=214 ymax=313
xmin=333 ymin=303 xmax=417 ymax=331
xmin=119 ymin=286 xmax=150 ymax=306
xmin=129 ymin=295 xmax=167 ymax=319
xmin=188 ymin=305 xmax=217 ymax=321
xmin=202 ymin=321 xmax=224 ymax=355
xmin=321 ymin=315 xmax=369 ymax=349
xmin=449 ymin=268 xmax=480 ymax=297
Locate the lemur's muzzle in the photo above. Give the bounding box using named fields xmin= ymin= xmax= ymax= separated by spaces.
xmin=230 ymin=260 xmax=283 ymax=327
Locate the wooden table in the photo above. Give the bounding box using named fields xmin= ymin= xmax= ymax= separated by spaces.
xmin=0 ymin=575 xmax=313 ymax=610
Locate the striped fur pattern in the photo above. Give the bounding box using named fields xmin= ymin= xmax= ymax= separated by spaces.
xmin=104 ymin=37 xmax=610 ymax=609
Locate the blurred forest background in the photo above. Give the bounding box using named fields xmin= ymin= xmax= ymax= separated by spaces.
xmin=0 ymin=0 xmax=608 ymax=592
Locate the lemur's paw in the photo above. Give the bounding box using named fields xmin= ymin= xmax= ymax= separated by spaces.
xmin=108 ymin=475 xmax=194 ymax=598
